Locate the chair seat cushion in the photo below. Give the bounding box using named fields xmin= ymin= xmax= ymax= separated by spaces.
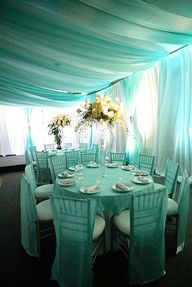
xmin=93 ymin=215 xmax=106 ymax=240
xmin=167 ymin=198 xmax=178 ymax=216
xmin=34 ymin=184 xmax=54 ymax=199
xmin=36 ymin=199 xmax=53 ymax=221
xmin=114 ymin=210 xmax=130 ymax=235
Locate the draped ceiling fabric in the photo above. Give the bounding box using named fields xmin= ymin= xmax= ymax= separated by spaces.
xmin=1 ymin=0 xmax=192 ymax=106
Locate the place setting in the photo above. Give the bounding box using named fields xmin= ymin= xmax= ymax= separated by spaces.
xmin=58 ymin=170 xmax=75 ymax=178
xmin=57 ymin=177 xmax=76 ymax=187
xmin=86 ymin=161 xmax=100 ymax=168
xmin=121 ymin=164 xmax=136 ymax=171
xmin=133 ymin=169 xmax=150 ymax=176
xmin=132 ymin=175 xmax=152 ymax=184
xmin=112 ymin=181 xmax=134 ymax=192
xmin=112 ymin=174 xmax=134 ymax=192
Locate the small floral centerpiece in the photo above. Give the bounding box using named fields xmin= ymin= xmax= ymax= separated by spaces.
xmin=48 ymin=114 xmax=71 ymax=148
xmin=75 ymin=95 xmax=127 ymax=132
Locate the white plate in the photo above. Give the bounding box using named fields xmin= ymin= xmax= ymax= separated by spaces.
xmin=86 ymin=163 xmax=100 ymax=168
xmin=122 ymin=165 xmax=135 ymax=171
xmin=68 ymin=165 xmax=83 ymax=171
xmin=80 ymin=186 xmax=101 ymax=194
xmin=105 ymin=163 xmax=118 ymax=168
xmin=134 ymin=170 xmax=149 ymax=176
xmin=58 ymin=179 xmax=76 ymax=186
xmin=132 ymin=178 xmax=151 ymax=184
xmin=58 ymin=172 xmax=75 ymax=178
xmin=112 ymin=183 xmax=134 ymax=192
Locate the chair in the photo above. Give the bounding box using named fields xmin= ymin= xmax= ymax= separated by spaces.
xmin=49 ymin=154 xmax=67 ymax=182
xmin=44 ymin=143 xmax=55 ymax=151
xmin=166 ymin=169 xmax=190 ymax=254
xmin=65 ymin=150 xmax=80 ymax=168
xmin=50 ymin=194 xmax=106 ymax=287
xmin=25 ymin=147 xmax=37 ymax=170
xmin=80 ymin=152 xmax=98 ymax=165
xmin=36 ymin=151 xmax=51 ymax=185
xmin=109 ymin=152 xmax=126 ymax=165
xmin=112 ymin=185 xmax=167 ymax=285
xmin=138 ymin=154 xmax=155 ymax=175
xmin=30 ymin=146 xmax=37 ymax=162
xmin=20 ymin=174 xmax=54 ymax=258
xmin=25 ymin=164 xmax=53 ymax=202
xmin=63 ymin=142 xmax=73 ymax=150
xmin=164 ymin=159 xmax=179 ymax=198
xmin=79 ymin=142 xmax=88 ymax=151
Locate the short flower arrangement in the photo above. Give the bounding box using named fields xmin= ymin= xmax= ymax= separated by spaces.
xmin=75 ymin=95 xmax=126 ymax=132
xmin=48 ymin=114 xmax=71 ymax=148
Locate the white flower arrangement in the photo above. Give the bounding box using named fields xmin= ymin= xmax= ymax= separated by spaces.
xmin=48 ymin=114 xmax=71 ymax=146
xmin=75 ymin=95 xmax=127 ymax=132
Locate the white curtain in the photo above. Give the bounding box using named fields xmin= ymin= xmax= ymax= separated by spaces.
xmin=127 ymin=45 xmax=192 ymax=176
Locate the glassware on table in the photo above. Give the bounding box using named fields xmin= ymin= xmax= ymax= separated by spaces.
xmin=75 ymin=172 xmax=84 ymax=188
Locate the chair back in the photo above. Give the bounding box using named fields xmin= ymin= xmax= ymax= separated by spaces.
xmin=20 ymin=174 xmax=39 ymax=257
xmin=50 ymin=154 xmax=66 ymax=181
xmin=80 ymin=152 xmax=97 ymax=165
xmin=30 ymin=146 xmax=37 ymax=161
xmin=25 ymin=164 xmax=37 ymax=193
xmin=138 ymin=154 xmax=155 ymax=175
xmin=36 ymin=151 xmax=50 ymax=184
xmin=79 ymin=142 xmax=88 ymax=151
xmin=164 ymin=159 xmax=179 ymax=198
xmin=176 ymin=169 xmax=190 ymax=253
xmin=44 ymin=144 xmax=55 ymax=151
xmin=63 ymin=142 xmax=72 ymax=150
xmin=50 ymin=194 xmax=97 ymax=287
xmin=65 ymin=150 xmax=79 ymax=168
xmin=129 ymin=185 xmax=167 ymax=285
xmin=110 ymin=152 xmax=126 ymax=164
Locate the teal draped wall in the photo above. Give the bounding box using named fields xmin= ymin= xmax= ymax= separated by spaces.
xmin=1 ymin=1 xmax=192 ymax=175
xmin=1 ymin=0 xmax=192 ymax=106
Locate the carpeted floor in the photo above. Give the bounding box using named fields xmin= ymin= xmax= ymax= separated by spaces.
xmin=0 ymin=170 xmax=192 ymax=287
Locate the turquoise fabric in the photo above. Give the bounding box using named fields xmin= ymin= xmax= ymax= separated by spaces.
xmin=1 ymin=1 xmax=192 ymax=105
xmin=50 ymin=194 xmax=98 ymax=287
xmin=36 ymin=151 xmax=50 ymax=185
xmin=129 ymin=185 xmax=167 ymax=285
xmin=49 ymin=154 xmax=67 ymax=182
xmin=176 ymin=170 xmax=190 ymax=254
xmin=54 ymin=165 xmax=163 ymax=213
xmin=164 ymin=159 xmax=179 ymax=198
xmin=20 ymin=174 xmax=39 ymax=257
xmin=138 ymin=154 xmax=155 ymax=175
xmin=65 ymin=150 xmax=80 ymax=168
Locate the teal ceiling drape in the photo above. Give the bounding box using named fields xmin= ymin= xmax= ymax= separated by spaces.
xmin=1 ymin=0 xmax=192 ymax=106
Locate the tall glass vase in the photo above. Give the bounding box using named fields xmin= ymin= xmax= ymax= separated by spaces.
xmin=96 ymin=123 xmax=109 ymax=177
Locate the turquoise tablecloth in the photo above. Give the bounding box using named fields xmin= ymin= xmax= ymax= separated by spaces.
xmin=53 ymin=165 xmax=165 ymax=213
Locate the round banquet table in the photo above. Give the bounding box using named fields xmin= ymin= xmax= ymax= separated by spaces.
xmin=53 ymin=164 xmax=166 ymax=252
xmin=53 ymin=164 xmax=166 ymax=213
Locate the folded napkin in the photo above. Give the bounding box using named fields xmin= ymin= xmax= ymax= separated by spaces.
xmin=74 ymin=164 xmax=83 ymax=171
xmin=115 ymin=182 xmax=130 ymax=191
xmin=89 ymin=161 xmax=97 ymax=166
xmin=107 ymin=162 xmax=118 ymax=167
xmin=123 ymin=165 xmax=135 ymax=171
xmin=61 ymin=171 xmax=74 ymax=177
xmin=137 ymin=176 xmax=149 ymax=183
xmin=61 ymin=178 xmax=75 ymax=184
xmin=85 ymin=184 xmax=99 ymax=193
xmin=135 ymin=169 xmax=148 ymax=176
